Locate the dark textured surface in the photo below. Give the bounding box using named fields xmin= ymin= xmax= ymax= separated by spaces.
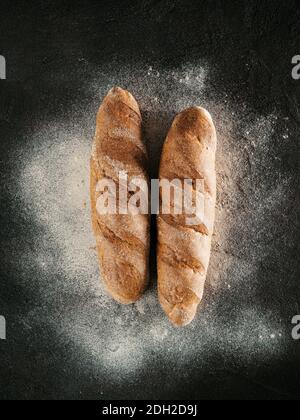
xmin=0 ymin=0 xmax=300 ymax=400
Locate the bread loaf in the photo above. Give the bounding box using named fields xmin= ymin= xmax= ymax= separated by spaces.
xmin=90 ymin=87 xmax=150 ymax=304
xmin=157 ymin=107 xmax=217 ymax=326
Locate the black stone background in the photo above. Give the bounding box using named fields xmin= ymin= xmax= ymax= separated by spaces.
xmin=0 ymin=0 xmax=299 ymax=400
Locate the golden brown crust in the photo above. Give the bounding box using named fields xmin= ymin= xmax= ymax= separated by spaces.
xmin=157 ymin=107 xmax=217 ymax=326
xmin=91 ymin=87 xmax=150 ymax=304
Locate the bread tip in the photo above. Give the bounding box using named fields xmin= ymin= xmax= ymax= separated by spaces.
xmin=106 ymin=86 xmax=126 ymax=99
xmin=195 ymin=106 xmax=213 ymax=122
xmin=115 ymin=296 xmax=142 ymax=305
xmin=168 ymin=305 xmax=197 ymax=328
xmin=107 ymin=291 xmax=143 ymax=305
xmin=104 ymin=283 xmax=145 ymax=305
xmin=105 ymin=86 xmax=140 ymax=116
xmin=108 ymin=86 xmax=135 ymax=98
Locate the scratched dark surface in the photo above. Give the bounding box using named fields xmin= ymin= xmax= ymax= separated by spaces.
xmin=0 ymin=0 xmax=300 ymax=400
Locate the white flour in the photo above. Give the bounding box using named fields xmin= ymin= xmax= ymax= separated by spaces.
xmin=16 ymin=60 xmax=292 ymax=379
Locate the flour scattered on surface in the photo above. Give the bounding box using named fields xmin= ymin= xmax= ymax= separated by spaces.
xmin=15 ymin=60 xmax=294 ymax=382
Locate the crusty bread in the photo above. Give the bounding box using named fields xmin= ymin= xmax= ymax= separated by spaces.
xmin=157 ymin=107 xmax=217 ymax=326
xmin=90 ymin=87 xmax=150 ymax=304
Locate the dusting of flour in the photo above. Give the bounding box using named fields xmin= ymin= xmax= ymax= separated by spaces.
xmin=15 ymin=60 xmax=294 ymax=382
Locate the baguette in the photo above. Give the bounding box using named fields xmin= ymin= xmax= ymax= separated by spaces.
xmin=157 ymin=107 xmax=217 ymax=326
xmin=90 ymin=87 xmax=150 ymax=304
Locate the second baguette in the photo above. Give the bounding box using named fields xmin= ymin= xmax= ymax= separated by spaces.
xmin=157 ymin=107 xmax=217 ymax=326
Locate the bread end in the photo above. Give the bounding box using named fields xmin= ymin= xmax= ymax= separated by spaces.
xmin=105 ymin=86 xmax=141 ymax=117
xmin=159 ymin=293 xmax=198 ymax=327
